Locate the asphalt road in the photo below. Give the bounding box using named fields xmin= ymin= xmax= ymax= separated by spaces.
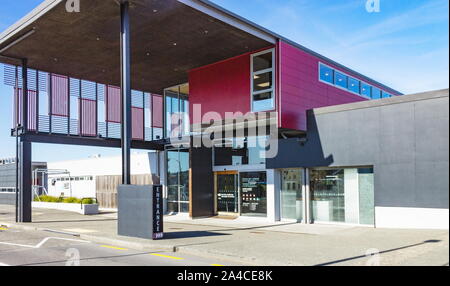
xmin=0 ymin=225 xmax=239 ymax=266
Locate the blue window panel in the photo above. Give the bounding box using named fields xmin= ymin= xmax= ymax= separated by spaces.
xmin=334 ymin=71 xmax=347 ymax=89
xmin=348 ymin=77 xmax=360 ymax=94
xmin=81 ymin=80 xmax=96 ymax=100
xmin=361 ymin=83 xmax=372 ymax=98
xmin=382 ymin=91 xmax=392 ymax=98
xmin=3 ymin=64 xmax=16 ymax=87
xmin=372 ymin=87 xmax=381 ymax=99
xmin=253 ymin=91 xmax=274 ymax=112
xmin=319 ymin=64 xmax=334 ymax=84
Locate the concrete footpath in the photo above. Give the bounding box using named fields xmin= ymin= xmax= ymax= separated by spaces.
xmin=0 ymin=204 xmax=448 ymax=266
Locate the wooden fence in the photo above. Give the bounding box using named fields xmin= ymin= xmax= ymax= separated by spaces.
xmin=95 ymin=174 xmax=159 ymax=209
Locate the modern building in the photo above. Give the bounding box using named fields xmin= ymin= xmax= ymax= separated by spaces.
xmin=46 ymin=152 xmax=160 ymax=208
xmin=0 ymin=158 xmax=47 ymax=204
xmin=0 ymin=0 xmax=447 ymax=229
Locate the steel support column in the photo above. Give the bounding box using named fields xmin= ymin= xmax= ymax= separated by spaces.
xmin=303 ymin=168 xmax=311 ymax=224
xmin=120 ymin=0 xmax=131 ymax=185
xmin=19 ymin=58 xmax=32 ymax=222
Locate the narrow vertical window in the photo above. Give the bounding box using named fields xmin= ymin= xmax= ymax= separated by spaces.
xmin=319 ymin=64 xmax=334 ymax=84
xmin=348 ymin=77 xmax=360 ymax=94
xmin=251 ymin=49 xmax=275 ymax=112
xmin=361 ymin=83 xmax=372 ymax=98
xmin=334 ymin=71 xmax=348 ymax=89
xmin=382 ymin=91 xmax=392 ymax=98
xmin=372 ymin=87 xmax=381 ymax=99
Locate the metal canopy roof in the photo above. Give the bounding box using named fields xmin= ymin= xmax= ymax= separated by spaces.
xmin=0 ymin=0 xmax=275 ymax=94
xmin=0 ymin=0 xmax=402 ymax=95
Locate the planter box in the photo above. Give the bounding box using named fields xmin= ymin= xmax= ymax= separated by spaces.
xmin=32 ymin=201 xmax=99 ymax=215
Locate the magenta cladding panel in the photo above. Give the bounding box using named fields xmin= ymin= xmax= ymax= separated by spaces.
xmin=4 ymin=64 xmax=164 ymax=141
xmin=132 ymin=106 xmax=144 ymax=140
xmin=14 ymin=88 xmax=37 ymax=131
xmin=279 ymin=41 xmax=397 ymax=131
xmin=80 ymin=98 xmax=96 ymax=136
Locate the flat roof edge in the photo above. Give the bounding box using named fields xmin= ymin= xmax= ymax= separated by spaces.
xmin=312 ymin=89 xmax=449 ymax=115
xmin=0 ymin=0 xmax=62 ymax=49
xmin=179 ymin=0 xmax=277 ymax=44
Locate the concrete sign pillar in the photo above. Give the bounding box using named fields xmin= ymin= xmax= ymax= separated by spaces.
xmin=118 ymin=185 xmax=164 ymax=240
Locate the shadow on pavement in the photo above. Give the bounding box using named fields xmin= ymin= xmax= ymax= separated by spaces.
xmin=315 ymin=239 xmax=442 ymax=266
xmin=163 ymin=231 xmax=231 ymax=239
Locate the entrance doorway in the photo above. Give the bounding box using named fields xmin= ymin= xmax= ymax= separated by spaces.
xmin=166 ymin=148 xmax=190 ymax=213
xmin=215 ymin=171 xmax=239 ymax=216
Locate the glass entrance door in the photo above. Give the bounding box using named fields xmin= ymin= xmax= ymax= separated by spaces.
xmin=167 ymin=148 xmax=190 ymax=213
xmin=280 ymin=169 xmax=304 ymax=222
xmin=216 ymin=172 xmax=239 ymax=215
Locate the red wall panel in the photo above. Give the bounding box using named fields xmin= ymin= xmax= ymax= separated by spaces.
xmin=151 ymin=94 xmax=163 ymax=128
xmin=132 ymin=107 xmax=144 ymax=140
xmin=51 ymin=74 xmax=69 ymax=117
xmin=189 ymin=52 xmax=254 ymax=124
xmin=80 ymin=98 xmax=96 ymax=136
xmin=106 ymin=85 xmax=121 ymax=123
xmin=279 ymin=41 xmax=400 ymax=131
xmin=14 ymin=88 xmax=37 ymax=131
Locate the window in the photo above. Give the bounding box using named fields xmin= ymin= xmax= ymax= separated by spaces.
xmin=240 ymin=172 xmax=267 ymax=217
xmin=251 ymin=50 xmax=275 ymax=112
xmin=319 ymin=64 xmax=334 ymax=84
xmin=334 ymin=71 xmax=348 ymax=89
xmin=164 ymin=83 xmax=189 ymax=139
xmin=280 ymin=169 xmax=304 ymax=221
xmin=318 ymin=62 xmax=395 ymax=100
xmin=348 ymin=77 xmax=360 ymax=94
xmin=382 ymin=91 xmax=392 ymax=98
xmin=372 ymin=87 xmax=381 ymax=99
xmin=166 ymin=149 xmax=190 ymax=213
xmin=310 ymin=168 xmax=374 ymax=225
xmin=361 ymin=83 xmax=372 ymax=98
xmin=214 ymin=136 xmax=267 ymax=166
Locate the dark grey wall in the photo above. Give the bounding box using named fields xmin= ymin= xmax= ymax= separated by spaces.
xmin=267 ymin=90 xmax=449 ymax=209
xmin=118 ymin=185 xmax=155 ymax=239
xmin=190 ymin=146 xmax=215 ymax=218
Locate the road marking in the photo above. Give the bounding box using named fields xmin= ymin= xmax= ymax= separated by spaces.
xmin=211 ymin=264 xmax=224 ymax=266
xmin=151 ymin=253 xmax=184 ymax=260
xmin=63 ymin=228 xmax=98 ymax=234
xmin=0 ymin=237 xmax=90 ymax=249
xmin=100 ymin=245 xmax=127 ymax=251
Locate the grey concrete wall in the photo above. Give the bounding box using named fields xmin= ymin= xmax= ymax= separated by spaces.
xmin=267 ymin=89 xmax=449 ymax=209
xmin=118 ymin=185 xmax=154 ymax=239
xmin=190 ymin=146 xmax=215 ymax=218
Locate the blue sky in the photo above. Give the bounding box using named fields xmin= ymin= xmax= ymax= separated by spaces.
xmin=0 ymin=0 xmax=448 ymax=162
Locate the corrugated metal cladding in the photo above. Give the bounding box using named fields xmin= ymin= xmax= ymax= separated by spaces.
xmin=3 ymin=64 xmax=163 ymax=141
xmin=13 ymin=88 xmax=37 ymax=131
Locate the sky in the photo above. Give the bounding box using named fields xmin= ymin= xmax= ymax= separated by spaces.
xmin=0 ymin=0 xmax=448 ymax=162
